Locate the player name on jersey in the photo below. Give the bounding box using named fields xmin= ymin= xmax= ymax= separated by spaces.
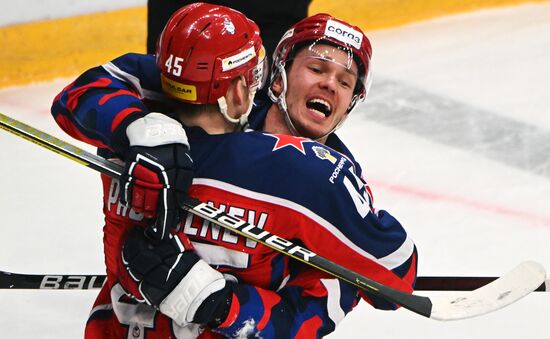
xmin=189 ymin=202 xmax=317 ymax=263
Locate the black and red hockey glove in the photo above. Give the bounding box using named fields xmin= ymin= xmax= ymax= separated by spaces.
xmin=120 ymin=112 xmax=193 ymax=241
xmin=121 ymin=227 xmax=231 ymax=327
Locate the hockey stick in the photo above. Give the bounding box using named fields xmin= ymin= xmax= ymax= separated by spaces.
xmin=0 ymin=112 xmax=546 ymax=321
xmin=416 ymin=276 xmax=549 ymax=291
xmin=0 ymin=271 xmax=106 ymax=290
xmin=1 ymin=270 xmax=548 ymax=292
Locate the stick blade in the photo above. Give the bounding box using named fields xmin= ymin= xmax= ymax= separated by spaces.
xmin=429 ymin=261 xmax=546 ymax=321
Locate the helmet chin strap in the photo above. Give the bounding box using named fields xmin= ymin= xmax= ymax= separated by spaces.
xmin=267 ymin=62 xmax=300 ymax=136
xmin=217 ymin=88 xmax=256 ymax=127
xmin=267 ymin=62 xmax=348 ymax=142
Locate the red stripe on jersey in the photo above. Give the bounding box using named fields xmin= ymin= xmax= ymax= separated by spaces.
xmin=189 ymin=184 xmax=413 ymax=295
xmin=85 ymin=315 xmax=118 ymax=339
xmin=54 ymin=79 xmax=76 ymax=104
xmin=403 ymin=250 xmax=417 ymax=287
xmin=198 ymin=331 xmax=225 ymax=338
xmin=67 ymin=77 xmax=112 ymax=112
xmin=111 ymin=107 xmax=142 ymax=132
xmin=54 ymin=114 xmax=109 ymax=149
xmin=217 ymin=292 xmax=241 ymax=329
xmin=256 ymin=288 xmax=281 ymax=331
xmin=99 ymin=89 xmax=139 ymax=105
xmin=365 ymin=183 xmax=375 ymax=210
xmin=294 ymin=315 xmax=323 ymax=339
xmin=288 ymin=270 xmax=330 ymax=298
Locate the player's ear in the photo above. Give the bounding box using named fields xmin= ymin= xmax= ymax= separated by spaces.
xmin=227 ymin=76 xmax=247 ymax=106
xmin=224 ymin=76 xmax=248 ymax=119
xmin=271 ymin=75 xmax=283 ymax=95
xmin=270 ymin=74 xmax=283 ymax=96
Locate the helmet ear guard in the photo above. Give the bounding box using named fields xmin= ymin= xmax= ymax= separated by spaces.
xmin=155 ymin=3 xmax=266 ymax=106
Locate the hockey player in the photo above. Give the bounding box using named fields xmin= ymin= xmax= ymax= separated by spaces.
xmin=55 ymin=11 xmax=376 ymax=204
xmin=253 ymin=14 xmax=371 ymax=143
xmin=51 ymin=4 xmax=417 ymax=338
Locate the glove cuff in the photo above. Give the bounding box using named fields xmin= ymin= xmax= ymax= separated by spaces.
xmin=159 ymin=259 xmax=226 ymax=326
xmin=127 ymin=112 xmax=189 ymax=148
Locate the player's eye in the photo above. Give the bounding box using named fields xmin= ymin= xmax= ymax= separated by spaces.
xmin=309 ymin=65 xmax=323 ymax=74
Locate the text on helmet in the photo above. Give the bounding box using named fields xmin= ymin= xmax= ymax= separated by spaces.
xmin=325 ymin=19 xmax=363 ymax=50
xmin=160 ymin=74 xmax=197 ymax=101
xmin=222 ymin=47 xmax=256 ymax=72
xmin=164 ymin=54 xmax=184 ymax=77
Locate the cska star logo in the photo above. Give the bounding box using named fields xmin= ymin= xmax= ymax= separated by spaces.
xmin=266 ymin=133 xmax=312 ymax=155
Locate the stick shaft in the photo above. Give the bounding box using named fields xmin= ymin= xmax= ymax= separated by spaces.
xmin=2 ymin=113 xmax=545 ymax=321
xmin=1 ymin=271 xmax=547 ymax=291
xmin=0 ymin=113 xmax=433 ymax=317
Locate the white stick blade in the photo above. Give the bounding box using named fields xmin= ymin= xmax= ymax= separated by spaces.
xmin=429 ymin=261 xmax=546 ymax=321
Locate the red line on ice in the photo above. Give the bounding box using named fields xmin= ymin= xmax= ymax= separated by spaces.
xmin=372 ymin=179 xmax=550 ymax=227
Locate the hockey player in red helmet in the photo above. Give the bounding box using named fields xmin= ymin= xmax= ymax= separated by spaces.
xmin=51 ymin=5 xmax=417 ymax=338
xmin=260 ymin=13 xmax=372 ymax=142
xmin=114 ymin=3 xmax=272 ymax=333
xmin=155 ymin=2 xmax=267 ymax=126
xmin=116 ymin=3 xmax=267 ymax=242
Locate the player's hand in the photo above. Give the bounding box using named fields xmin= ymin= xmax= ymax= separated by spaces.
xmin=120 ymin=113 xmax=193 ymax=241
xmin=121 ymin=227 xmax=228 ymax=327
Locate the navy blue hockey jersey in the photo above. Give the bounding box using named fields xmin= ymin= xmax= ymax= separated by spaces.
xmin=51 ymin=53 xmax=418 ymax=338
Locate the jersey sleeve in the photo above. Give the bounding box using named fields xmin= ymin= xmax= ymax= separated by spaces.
xmin=239 ymin=138 xmax=419 ymax=311
xmin=212 ymin=270 xmax=360 ymax=338
xmin=50 ymin=53 xmax=161 ymax=155
xmin=101 ymin=171 xmax=361 ymax=339
xmin=295 ymin=147 xmax=418 ymax=310
xmin=325 ymin=132 xmax=376 ymax=209
xmin=187 ymin=133 xmax=418 ymax=311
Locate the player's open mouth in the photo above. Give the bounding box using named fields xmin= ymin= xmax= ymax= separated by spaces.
xmin=306 ymin=98 xmax=332 ymax=117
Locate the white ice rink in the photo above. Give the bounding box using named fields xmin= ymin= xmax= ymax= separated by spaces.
xmin=1 ymin=3 xmax=549 ymax=338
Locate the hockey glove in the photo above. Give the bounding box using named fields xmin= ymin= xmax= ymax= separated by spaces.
xmin=121 ymin=227 xmax=229 ymax=327
xmin=121 ymin=112 xmax=193 ymax=241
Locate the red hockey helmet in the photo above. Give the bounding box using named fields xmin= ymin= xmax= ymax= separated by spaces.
xmin=270 ymin=13 xmax=372 ymax=112
xmin=156 ymin=3 xmax=267 ymax=104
